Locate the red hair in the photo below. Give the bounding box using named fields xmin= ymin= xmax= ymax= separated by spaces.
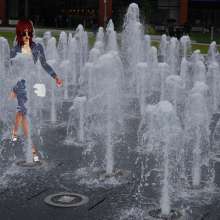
xmin=16 ymin=20 xmax=34 ymax=46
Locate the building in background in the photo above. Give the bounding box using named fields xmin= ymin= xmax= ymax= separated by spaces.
xmin=0 ymin=0 xmax=112 ymax=28
xmin=0 ymin=0 xmax=220 ymax=29
xmin=154 ymin=0 xmax=220 ymax=27
xmin=189 ymin=0 xmax=220 ymax=28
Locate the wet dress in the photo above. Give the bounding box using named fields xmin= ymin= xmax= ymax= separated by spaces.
xmin=10 ymin=42 xmax=57 ymax=115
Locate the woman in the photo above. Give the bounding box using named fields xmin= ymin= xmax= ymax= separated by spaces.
xmin=10 ymin=19 xmax=63 ymax=162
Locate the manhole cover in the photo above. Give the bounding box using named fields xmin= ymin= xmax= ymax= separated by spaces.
xmin=44 ymin=192 xmax=89 ymax=208
xmin=149 ymin=208 xmax=181 ymax=219
xmin=16 ymin=160 xmax=42 ymax=168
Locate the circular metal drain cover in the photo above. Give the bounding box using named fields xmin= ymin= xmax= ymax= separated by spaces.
xmin=44 ymin=192 xmax=89 ymax=208
xmin=16 ymin=160 xmax=42 ymax=168
xmin=149 ymin=208 xmax=181 ymax=219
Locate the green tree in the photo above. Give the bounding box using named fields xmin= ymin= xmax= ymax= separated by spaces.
xmin=141 ymin=0 xmax=152 ymax=22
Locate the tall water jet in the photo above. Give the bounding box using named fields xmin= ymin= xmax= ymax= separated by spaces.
xmin=207 ymin=41 xmax=219 ymax=64
xmin=78 ymin=31 xmax=103 ymax=103
xmin=65 ymin=96 xmax=87 ymax=145
xmin=67 ymin=37 xmax=77 ymax=85
xmin=66 ymin=34 xmax=104 ymax=145
xmin=180 ymin=35 xmax=191 ymax=58
xmin=207 ymin=61 xmax=220 ymax=113
xmin=74 ymin=24 xmax=89 ymax=84
xmin=184 ymin=89 xmax=210 ymax=186
xmin=144 ymin=35 xmax=151 ymax=63
xmin=135 ymin=62 xmax=149 ymax=116
xmin=46 ymin=37 xmax=59 ymax=123
xmin=121 ymin=3 xmax=145 ymax=89
xmin=76 ymin=97 xmax=87 ymax=143
xmin=87 ymin=51 xmax=123 ymax=174
xmin=68 ymin=32 xmax=72 ymax=42
xmin=57 ymin=31 xmax=68 ymax=61
xmin=148 ymin=46 xmax=158 ymax=70
xmin=0 ymin=37 xmax=10 ymax=131
xmin=180 ymin=57 xmax=192 ymax=91
xmin=191 ymin=50 xmax=206 ymax=86
xmin=45 ymin=36 xmax=58 ymax=61
xmin=96 ymin=27 xmax=104 ymax=42
xmin=50 ymin=79 xmax=57 ymax=123
xmin=26 ymin=116 xmax=34 ymax=163
xmin=79 ymin=26 xmax=104 ymax=94
xmin=159 ymin=34 xmax=168 ymax=63
xmin=105 ymin=94 xmax=114 ymax=174
xmin=106 ymin=19 xmax=118 ymax=52
xmin=93 ymin=27 xmax=105 ymax=54
xmin=159 ymin=63 xmax=170 ymax=101
xmin=191 ymin=49 xmax=204 ymax=63
xmin=43 ymin=31 xmax=52 ymax=50
xmin=191 ymin=81 xmax=211 ymax=116
xmin=79 ymin=48 xmax=101 ymax=98
xmin=89 ymin=48 xmax=102 ymax=63
xmin=167 ymin=37 xmax=180 ymax=75
xmin=164 ymin=75 xmax=185 ymax=125
xmin=146 ymin=46 xmax=160 ymax=104
xmin=57 ymin=32 xmax=70 ymax=99
xmin=206 ymin=42 xmax=220 ymax=113
xmin=66 ymin=33 xmax=76 ymax=89
xmin=0 ymin=37 xmax=10 ymax=75
xmin=60 ymin=60 xmax=70 ymax=99
xmin=135 ymin=56 xmax=161 ymax=116
xmin=139 ymin=101 xmax=183 ymax=215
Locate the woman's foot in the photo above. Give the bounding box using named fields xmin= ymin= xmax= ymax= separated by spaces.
xmin=32 ymin=146 xmax=40 ymax=163
xmin=33 ymin=154 xmax=40 ymax=162
xmin=11 ymin=129 xmax=18 ymax=141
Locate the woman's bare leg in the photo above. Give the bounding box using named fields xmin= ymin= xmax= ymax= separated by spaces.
xmin=22 ymin=115 xmax=39 ymax=161
xmin=12 ymin=112 xmax=22 ymax=139
xmin=22 ymin=115 xmax=29 ymax=139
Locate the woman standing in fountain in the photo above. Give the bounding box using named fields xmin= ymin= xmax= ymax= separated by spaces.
xmin=9 ymin=20 xmax=63 ymax=162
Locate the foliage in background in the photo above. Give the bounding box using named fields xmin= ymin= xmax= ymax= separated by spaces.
xmin=141 ymin=0 xmax=152 ymax=22
xmin=190 ymin=32 xmax=220 ymax=44
xmin=0 ymin=31 xmax=219 ymax=54
xmin=0 ymin=32 xmax=15 ymax=47
xmin=0 ymin=31 xmax=96 ymax=49
xmin=146 ymin=25 xmax=157 ymax=35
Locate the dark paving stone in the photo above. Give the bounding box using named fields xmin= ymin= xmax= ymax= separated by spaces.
xmin=1 ymin=111 xmax=220 ymax=220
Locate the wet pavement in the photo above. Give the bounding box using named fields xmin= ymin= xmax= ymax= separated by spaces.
xmin=1 ymin=112 xmax=220 ymax=220
xmin=0 ymin=119 xmax=135 ymax=220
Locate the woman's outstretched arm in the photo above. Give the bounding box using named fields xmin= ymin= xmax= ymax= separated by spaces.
xmin=37 ymin=43 xmax=63 ymax=86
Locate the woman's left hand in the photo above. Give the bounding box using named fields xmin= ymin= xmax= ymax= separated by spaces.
xmin=55 ymin=77 xmax=63 ymax=88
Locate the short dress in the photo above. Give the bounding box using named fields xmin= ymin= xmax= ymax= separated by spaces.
xmin=10 ymin=42 xmax=57 ymax=116
xmin=13 ymin=79 xmax=28 ymax=115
